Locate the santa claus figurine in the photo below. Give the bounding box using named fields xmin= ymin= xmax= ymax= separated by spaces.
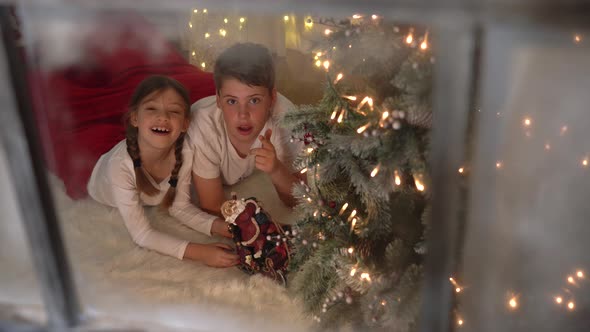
xmin=221 ymin=193 xmax=291 ymax=285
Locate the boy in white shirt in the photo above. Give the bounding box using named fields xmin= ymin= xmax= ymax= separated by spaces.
xmin=188 ymin=43 xmax=302 ymax=218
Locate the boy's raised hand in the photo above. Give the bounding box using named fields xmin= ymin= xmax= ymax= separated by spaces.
xmin=251 ymin=128 xmax=279 ymax=174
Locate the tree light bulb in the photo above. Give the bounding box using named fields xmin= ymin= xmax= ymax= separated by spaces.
xmin=420 ymin=40 xmax=428 ymax=50
xmin=203 ymin=9 xmax=207 ymax=13
xmin=193 ymin=9 xmax=198 ymax=13
xmin=201 ymin=62 xmax=206 ymax=68
xmin=555 ymin=296 xmax=563 ymax=304
xmin=414 ymin=179 xmax=425 ymax=191
xmin=357 ymin=123 xmax=370 ymax=134
xmin=284 ymin=15 xmax=289 ymax=21
xmin=205 ymin=32 xmax=210 ymax=38
xmin=350 ymin=267 xmax=357 ymax=276
xmin=455 ymin=287 xmax=461 ymax=293
xmin=582 ymin=158 xmax=588 ymax=167
xmin=323 ymin=61 xmax=330 ymax=70
xmin=523 ymin=118 xmax=532 ymax=127
xmin=577 ymin=270 xmax=584 ymax=278
xmin=315 ymin=60 xmax=322 ymax=67
xmin=339 ymin=203 xmax=349 ymax=215
xmin=458 ymin=319 xmax=464 ymax=326
xmin=458 ymin=167 xmax=464 ymax=174
xmin=568 ymin=301 xmax=575 ymax=310
xmin=370 ymin=164 xmax=380 ymax=177
xmin=348 ymin=247 xmax=354 ymax=254
xmin=240 ymin=17 xmax=245 ymax=23
xmin=394 ymin=170 xmax=401 ymax=186
xmin=349 ymin=209 xmax=357 ymax=219
xmin=372 ymin=15 xmax=378 ymax=20
xmin=406 ymin=33 xmax=413 ymax=44
xmin=331 ymin=108 xmax=339 ymax=120
xmin=352 ymin=14 xmax=362 ymax=19
xmin=324 ymin=29 xmax=332 ymax=36
xmin=191 ymin=51 xmax=196 ymax=56
xmin=189 ymin=22 xmax=193 ymax=28
xmin=300 ymin=168 xmax=308 ymax=174
xmin=334 ymin=73 xmax=344 ymax=84
xmin=508 ymin=297 xmax=518 ymax=309
xmin=223 ymin=18 xmax=228 ymax=24
xmin=337 ymin=111 xmax=344 ymax=123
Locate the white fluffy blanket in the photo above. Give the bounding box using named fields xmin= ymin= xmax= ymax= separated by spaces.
xmin=49 ymin=171 xmax=310 ymax=331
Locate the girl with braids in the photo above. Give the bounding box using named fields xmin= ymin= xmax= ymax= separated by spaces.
xmin=87 ymin=75 xmax=238 ymax=267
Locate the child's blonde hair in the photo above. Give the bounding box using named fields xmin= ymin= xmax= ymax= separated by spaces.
xmin=123 ymin=75 xmax=190 ymax=209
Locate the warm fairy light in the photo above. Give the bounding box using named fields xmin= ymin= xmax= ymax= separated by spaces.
xmin=577 ymin=270 xmax=584 ymax=278
xmin=343 ymin=95 xmax=357 ymax=101
xmin=455 ymin=287 xmax=461 ymax=293
xmin=381 ymin=300 xmax=387 ymax=306
xmin=323 ymin=61 xmax=330 ymax=70
xmin=382 ymin=111 xmax=389 ymax=120
xmin=307 ymin=197 xmax=313 ymax=203
xmin=458 ymin=167 xmax=464 ymax=174
xmin=414 ymin=179 xmax=425 ymax=191
xmin=555 ymin=296 xmax=563 ymax=304
xmin=372 ymin=14 xmax=378 ymax=20
xmin=189 ymin=22 xmax=193 ymax=28
xmin=568 ymin=276 xmax=575 ymax=284
xmin=337 ymin=111 xmax=345 ymax=123
xmin=200 ymin=62 xmax=206 ymax=68
xmin=300 ymin=168 xmax=308 ymax=174
xmin=545 ymin=143 xmax=551 ymax=150
xmin=357 ymin=96 xmax=373 ymax=112
xmin=331 ymin=108 xmax=339 ymax=120
xmin=240 ymin=17 xmax=245 ymax=23
xmin=313 ymin=210 xmax=319 ymax=217
xmin=193 ymin=9 xmax=198 ymax=13
xmin=582 ymin=158 xmax=588 ymax=167
xmin=349 ymin=44 xmax=352 ymax=48
xmin=223 ymin=18 xmax=228 ymax=24
xmin=496 ymin=161 xmax=503 ymax=169
xmin=420 ymin=31 xmax=429 ymax=50
xmin=284 ymin=15 xmax=289 ymax=21
xmin=307 ymin=147 xmax=314 ymax=153
xmin=574 ymin=34 xmax=582 ymax=43
xmin=458 ymin=319 xmax=464 ymax=326
xmin=355 ymin=123 xmax=370 ymax=135
xmin=561 ymin=125 xmax=568 ymax=135
xmin=394 ymin=170 xmax=401 ymax=185
xmin=204 ymin=32 xmax=210 ymax=38
xmin=508 ymin=297 xmax=518 ymax=309
xmin=349 ymin=209 xmax=357 ymax=219
xmin=316 ymin=51 xmax=323 ymax=57
xmin=219 ymin=29 xmax=227 ymax=37
xmin=352 ymin=14 xmax=362 ymax=19
xmin=371 ymin=164 xmax=380 ymax=177
xmin=351 ymin=218 xmax=357 ymax=231
xmin=350 ymin=268 xmax=357 ymax=276
xmin=360 ymin=273 xmax=371 ymax=282
xmin=406 ymin=31 xmax=414 ymax=44
xmin=568 ymin=301 xmax=575 ymax=310
xmin=324 ymin=29 xmax=333 ymax=36
xmin=203 ymin=9 xmax=207 ymax=13
xmin=339 ymin=203 xmax=349 ymax=215
xmin=315 ymin=60 xmax=322 ymax=67
xmin=523 ymin=118 xmax=531 ymax=127
xmin=334 ymin=73 xmax=344 ymax=84
xmin=348 ymin=247 xmax=354 ymax=254
xmin=191 ymin=51 xmax=196 ymax=56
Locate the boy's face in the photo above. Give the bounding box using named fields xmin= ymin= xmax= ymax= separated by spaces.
xmin=216 ymin=77 xmax=276 ymax=147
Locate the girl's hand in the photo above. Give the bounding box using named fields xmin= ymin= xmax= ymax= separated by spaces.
xmin=201 ymin=243 xmax=239 ymax=267
xmin=211 ymin=218 xmax=233 ymax=238
xmin=251 ymin=129 xmax=279 ymax=175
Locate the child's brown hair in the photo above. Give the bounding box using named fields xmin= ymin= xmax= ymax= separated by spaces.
xmin=123 ymin=75 xmax=190 ymax=209
xmin=213 ymin=42 xmax=275 ymax=94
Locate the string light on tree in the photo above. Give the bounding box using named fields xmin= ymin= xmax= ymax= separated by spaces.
xmin=576 ymin=270 xmax=584 ymax=278
xmin=555 ymin=296 xmax=563 ymax=304
xmin=420 ymin=31 xmax=429 ymax=50
xmin=406 ymin=28 xmax=414 ymax=44
xmin=574 ymin=34 xmax=582 ymax=44
xmin=523 ymin=117 xmax=532 ymax=127
xmin=508 ymin=296 xmax=519 ymax=310
xmin=568 ymin=301 xmax=575 ymax=310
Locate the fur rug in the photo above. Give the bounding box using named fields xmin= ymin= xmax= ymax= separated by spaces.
xmin=49 ymin=171 xmax=311 ymax=331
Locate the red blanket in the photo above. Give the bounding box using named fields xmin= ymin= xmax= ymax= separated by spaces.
xmin=29 ymin=14 xmax=216 ymax=199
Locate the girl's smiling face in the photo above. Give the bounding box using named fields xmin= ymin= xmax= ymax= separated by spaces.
xmin=131 ymin=88 xmax=189 ymax=151
xmin=217 ymin=77 xmax=276 ymax=150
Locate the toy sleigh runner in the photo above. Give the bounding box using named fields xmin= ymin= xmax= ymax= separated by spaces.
xmin=221 ymin=193 xmax=293 ymax=285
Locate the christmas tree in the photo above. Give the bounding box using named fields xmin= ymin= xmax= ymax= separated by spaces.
xmin=283 ymin=15 xmax=433 ymax=331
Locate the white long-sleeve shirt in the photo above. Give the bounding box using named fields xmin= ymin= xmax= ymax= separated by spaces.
xmin=87 ymin=139 xmax=217 ymax=259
